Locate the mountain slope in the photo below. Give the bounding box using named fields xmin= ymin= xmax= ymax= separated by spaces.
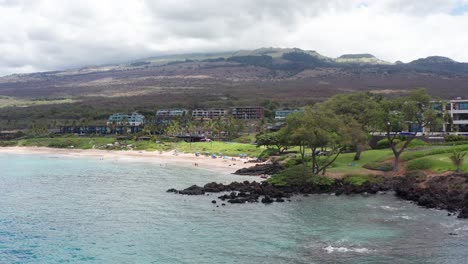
xmin=0 ymin=47 xmax=467 ymax=129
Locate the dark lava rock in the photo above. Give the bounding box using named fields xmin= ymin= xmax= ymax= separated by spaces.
xmin=166 ymin=188 xmax=178 ymax=193
xmin=261 ymin=196 xmax=274 ymax=204
xmin=228 ymin=198 xmax=245 ymax=204
xmin=276 ymin=198 xmax=285 ymax=202
xmin=178 ymin=185 xmax=205 ymax=195
xmin=211 ymin=200 xmax=217 ymax=204
xmin=458 ymin=207 xmax=468 ymax=218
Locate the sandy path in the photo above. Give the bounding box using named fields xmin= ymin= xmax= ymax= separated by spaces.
xmin=0 ymin=147 xmax=254 ymax=175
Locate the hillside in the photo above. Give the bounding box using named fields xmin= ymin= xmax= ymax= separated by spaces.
xmin=0 ymin=47 xmax=468 ymax=129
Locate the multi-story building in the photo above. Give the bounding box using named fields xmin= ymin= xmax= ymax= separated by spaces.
xmin=231 ymin=106 xmax=264 ymax=119
xmin=107 ymin=112 xmax=145 ymax=126
xmin=156 ymin=109 xmax=188 ymax=118
xmin=192 ymin=108 xmax=228 ymax=119
xmin=156 ymin=109 xmax=189 ymax=125
xmin=274 ymin=109 xmax=303 ymax=120
xmin=412 ymin=98 xmax=468 ymax=133
xmin=449 ymin=98 xmax=468 ymax=132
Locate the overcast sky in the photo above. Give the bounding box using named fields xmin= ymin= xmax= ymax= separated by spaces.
xmin=1 ymin=0 xmax=468 ymax=76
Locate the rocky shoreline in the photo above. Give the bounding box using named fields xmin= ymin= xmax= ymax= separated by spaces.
xmin=394 ymin=174 xmax=468 ymax=218
xmin=168 ymin=173 xmax=468 ymax=218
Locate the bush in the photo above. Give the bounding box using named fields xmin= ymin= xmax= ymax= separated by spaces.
xmin=377 ymin=138 xmax=426 ymax=149
xmin=363 ymin=162 xmax=394 ymax=172
xmin=268 ymin=165 xmax=335 ymax=187
xmin=406 ymin=170 xmax=427 ymax=182
xmin=257 ymin=148 xmax=279 ymax=161
xmin=377 ymin=138 xmax=401 ymax=149
xmin=406 ymin=158 xmax=434 ymax=171
xmin=398 ymin=139 xmax=427 ymax=148
xmin=343 ymin=174 xmax=383 ymax=186
xmin=445 ymin=134 xmax=468 ymax=142
xmin=0 ymin=140 xmax=17 ymax=147
xmin=284 ymin=155 xmax=311 ymax=167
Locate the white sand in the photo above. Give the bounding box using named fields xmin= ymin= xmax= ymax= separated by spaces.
xmin=0 ymin=146 xmax=254 ymax=175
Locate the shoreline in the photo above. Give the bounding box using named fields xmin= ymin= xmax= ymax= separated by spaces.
xmin=0 ymin=146 xmax=254 ymax=175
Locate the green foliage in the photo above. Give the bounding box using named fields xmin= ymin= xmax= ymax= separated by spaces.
xmin=397 ymin=138 xmax=427 ymax=149
xmin=406 ymin=158 xmax=434 ymax=171
xmin=406 ymin=170 xmax=428 ymax=182
xmin=377 ymin=138 xmax=401 ymax=149
xmin=342 ymin=174 xmax=383 ymax=186
xmin=445 ymin=134 xmax=468 ymax=142
xmin=257 ymin=148 xmax=279 ymax=161
xmin=0 ymin=140 xmax=17 ymax=146
xmin=401 ymin=144 xmax=468 ymax=161
xmin=362 ymin=162 xmax=394 ymax=172
xmin=281 ymin=106 xmax=355 ymax=174
xmin=268 ymin=165 xmax=335 ymax=187
xmin=449 ymin=151 xmax=466 ymax=172
xmin=232 ymin=134 xmax=256 ymax=144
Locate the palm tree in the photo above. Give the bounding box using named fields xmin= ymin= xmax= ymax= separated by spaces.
xmin=450 ymin=151 xmax=466 ymax=173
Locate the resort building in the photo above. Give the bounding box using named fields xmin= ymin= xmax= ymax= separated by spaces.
xmin=449 ymin=98 xmax=468 ymax=132
xmin=408 ymin=98 xmax=468 ymax=133
xmin=231 ymin=106 xmax=264 ymax=119
xmin=107 ymin=112 xmax=145 ymax=126
xmin=156 ymin=109 xmax=189 ymax=118
xmin=274 ymin=109 xmax=303 ymax=120
xmin=156 ymin=108 xmax=189 ymax=125
xmin=192 ymin=108 xmax=228 ymax=119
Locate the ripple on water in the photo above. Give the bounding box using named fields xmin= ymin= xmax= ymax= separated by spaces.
xmin=0 ymin=154 xmax=468 ymax=263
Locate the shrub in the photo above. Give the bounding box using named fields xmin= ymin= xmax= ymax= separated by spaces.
xmin=377 ymin=138 xmax=426 ymax=150
xmin=406 ymin=170 xmax=427 ymax=182
xmin=398 ymin=139 xmax=427 ymax=148
xmin=257 ymin=148 xmax=279 ymax=161
xmin=445 ymin=135 xmax=468 ymax=142
xmin=0 ymin=141 xmax=17 ymax=147
xmin=343 ymin=174 xmax=383 ymax=186
xmin=449 ymin=151 xmax=466 ymax=173
xmin=284 ymin=155 xmax=311 ymax=167
xmin=376 ymin=138 xmax=401 ymax=149
xmin=363 ymin=162 xmax=394 ymax=172
xmin=406 ymin=158 xmax=434 ymax=171
xmin=268 ymin=165 xmax=335 ymax=187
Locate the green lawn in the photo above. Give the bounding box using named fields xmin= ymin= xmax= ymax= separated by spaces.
xmin=405 ymin=153 xmax=468 ymax=173
xmin=328 ymin=149 xmax=394 ymax=173
xmin=173 ymin=141 xmax=264 ymax=157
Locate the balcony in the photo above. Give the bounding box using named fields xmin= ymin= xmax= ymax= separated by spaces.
xmin=453 ymin=120 xmax=468 ymax=125
xmin=451 ymin=109 xmax=468 ymax=114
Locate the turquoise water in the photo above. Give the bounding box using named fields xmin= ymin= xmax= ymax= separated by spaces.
xmin=1 ymin=153 xmax=468 ymax=263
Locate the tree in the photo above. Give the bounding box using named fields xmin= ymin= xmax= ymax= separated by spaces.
xmin=450 ymin=151 xmax=466 ymax=173
xmin=376 ymin=88 xmax=442 ymax=171
xmin=282 ymin=107 xmax=353 ymax=175
xmin=166 ymin=120 xmax=181 ymax=137
xmin=255 ymin=130 xmax=289 ymax=154
xmin=321 ymin=92 xmax=380 ymax=160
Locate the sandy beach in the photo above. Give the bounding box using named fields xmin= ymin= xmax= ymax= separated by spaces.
xmin=0 ymin=146 xmax=255 ymax=175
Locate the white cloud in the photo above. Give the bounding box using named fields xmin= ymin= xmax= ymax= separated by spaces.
xmin=0 ymin=0 xmax=468 ymax=75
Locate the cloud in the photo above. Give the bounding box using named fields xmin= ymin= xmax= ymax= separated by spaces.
xmin=0 ymin=0 xmax=468 ymax=76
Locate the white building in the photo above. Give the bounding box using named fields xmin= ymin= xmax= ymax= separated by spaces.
xmin=107 ymin=112 xmax=145 ymax=126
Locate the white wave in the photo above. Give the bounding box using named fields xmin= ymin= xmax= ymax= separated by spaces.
xmin=323 ymin=245 xmax=372 ymax=254
xmin=393 ymin=215 xmax=414 ymax=220
xmin=455 ymin=226 xmax=468 ymax=232
xmin=380 ymin=205 xmax=399 ymax=211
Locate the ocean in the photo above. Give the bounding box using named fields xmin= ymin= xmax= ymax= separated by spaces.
xmin=0 ymin=153 xmax=467 ymax=264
